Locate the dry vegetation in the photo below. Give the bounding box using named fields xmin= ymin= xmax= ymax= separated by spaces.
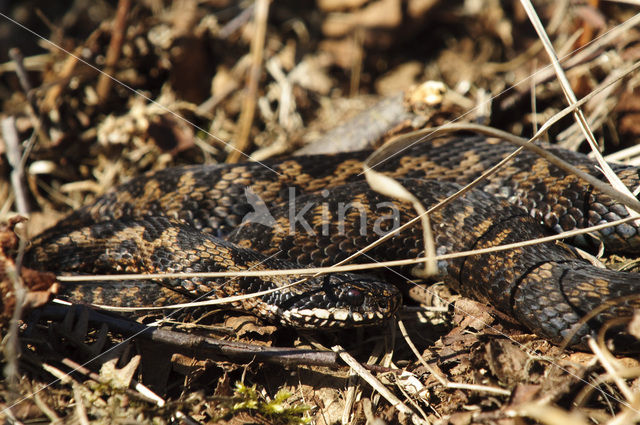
xmin=2 ymin=0 xmax=640 ymax=424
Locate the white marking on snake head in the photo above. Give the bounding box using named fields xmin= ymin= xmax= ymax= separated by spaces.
xmin=332 ymin=309 xmax=349 ymax=321
xmin=313 ymin=309 xmax=330 ymax=319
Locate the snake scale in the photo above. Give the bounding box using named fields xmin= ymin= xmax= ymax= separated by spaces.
xmin=24 ymin=134 xmax=640 ymax=348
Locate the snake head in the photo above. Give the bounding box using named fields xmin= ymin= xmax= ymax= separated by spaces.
xmin=264 ymin=273 xmax=402 ymax=329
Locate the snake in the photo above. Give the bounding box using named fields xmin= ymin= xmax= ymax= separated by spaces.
xmin=24 ymin=134 xmax=640 ymax=348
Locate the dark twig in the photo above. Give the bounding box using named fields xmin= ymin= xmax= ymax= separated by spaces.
xmin=218 ymin=4 xmax=255 ymax=39
xmin=37 ymin=304 xmax=345 ymax=368
xmin=8 ymin=48 xmax=50 ymax=142
xmin=8 ymin=49 xmax=37 ymax=115
xmin=97 ymin=0 xmax=130 ymax=101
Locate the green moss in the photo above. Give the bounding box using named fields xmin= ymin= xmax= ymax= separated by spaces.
xmin=230 ymin=382 xmax=310 ymax=425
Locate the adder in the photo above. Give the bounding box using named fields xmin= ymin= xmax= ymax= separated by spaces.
xmin=24 ymin=134 xmax=640 ymax=348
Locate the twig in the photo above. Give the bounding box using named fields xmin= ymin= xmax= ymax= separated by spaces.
xmin=0 ymin=53 xmax=50 ymax=74
xmin=32 ymin=392 xmax=62 ymax=424
xmin=9 ymin=49 xmax=49 ymax=164
xmin=227 ymin=0 xmax=270 ymax=163
xmin=1 ymin=117 xmax=30 ymax=214
xmin=72 ymin=384 xmax=90 ymax=425
xmin=519 ymin=0 xmax=639 ymax=215
xmin=587 ymin=337 xmax=635 ymax=402
xmin=397 ymin=320 xmax=511 ymax=396
xmin=219 ymin=4 xmax=255 ymax=39
xmin=1 ymin=229 xmax=27 ymax=407
xmin=96 ymin=0 xmax=130 ymax=101
xmin=349 ymin=28 xmax=364 ymax=97
xmin=331 ymin=345 xmax=422 ymax=422
xmin=509 ymin=402 xmax=591 ymax=425
xmin=8 ymin=49 xmax=38 ymax=117
xmin=342 ymin=370 xmax=360 ymax=424
xmin=38 ymin=304 xmax=344 ymax=368
xmin=40 ymin=25 xmax=105 ymax=112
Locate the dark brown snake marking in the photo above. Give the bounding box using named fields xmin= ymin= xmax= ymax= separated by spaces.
xmin=25 ymin=134 xmax=640 ymax=348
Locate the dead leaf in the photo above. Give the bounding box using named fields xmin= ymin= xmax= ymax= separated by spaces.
xmin=224 ymin=315 xmax=277 ymax=337
xmin=483 ymin=339 xmax=531 ymax=385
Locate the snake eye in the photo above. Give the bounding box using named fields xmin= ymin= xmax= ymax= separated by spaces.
xmin=343 ymin=288 xmax=365 ymax=306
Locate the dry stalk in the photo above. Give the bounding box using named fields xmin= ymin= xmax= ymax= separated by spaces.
xmin=96 ymin=0 xmax=131 ymax=101
xmin=397 ymin=320 xmax=511 ymax=396
xmin=227 ymin=0 xmax=271 ymax=163
xmin=519 ymin=0 xmax=638 ymax=215
xmin=587 ymin=337 xmax=635 ymax=402
xmin=332 ymin=345 xmax=424 ymax=423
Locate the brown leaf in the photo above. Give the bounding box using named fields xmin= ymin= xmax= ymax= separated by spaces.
xmin=0 ymin=217 xmax=57 ymax=328
xmin=452 ymin=298 xmax=497 ymax=331
xmin=224 ymin=315 xmax=277 ymax=338
xmin=483 ymin=339 xmax=531 ymax=385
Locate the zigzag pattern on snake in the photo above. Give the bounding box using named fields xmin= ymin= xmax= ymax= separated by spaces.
xmin=24 ymin=134 xmax=640 ymax=348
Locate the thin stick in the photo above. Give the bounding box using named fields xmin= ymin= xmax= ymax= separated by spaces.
xmin=8 ymin=48 xmax=50 ymax=148
xmin=519 ymin=0 xmax=638 ymax=217
xmin=72 ymin=384 xmax=90 ymax=425
xmin=96 ymin=0 xmax=130 ymax=101
xmin=32 ymin=391 xmax=61 ymax=423
xmin=331 ymin=345 xmax=420 ymax=421
xmin=219 ymin=4 xmax=255 ymax=39
xmin=227 ymin=0 xmax=270 ymax=163
xmin=1 ymin=117 xmax=29 ymax=214
xmin=397 ymin=320 xmax=511 ymax=396
xmin=39 ymin=304 xmax=343 ymax=368
xmin=8 ymin=49 xmax=38 ymax=117
xmin=587 ymin=337 xmax=635 ymax=402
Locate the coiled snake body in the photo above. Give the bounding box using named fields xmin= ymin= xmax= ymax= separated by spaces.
xmin=25 ymin=135 xmax=640 ymax=348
